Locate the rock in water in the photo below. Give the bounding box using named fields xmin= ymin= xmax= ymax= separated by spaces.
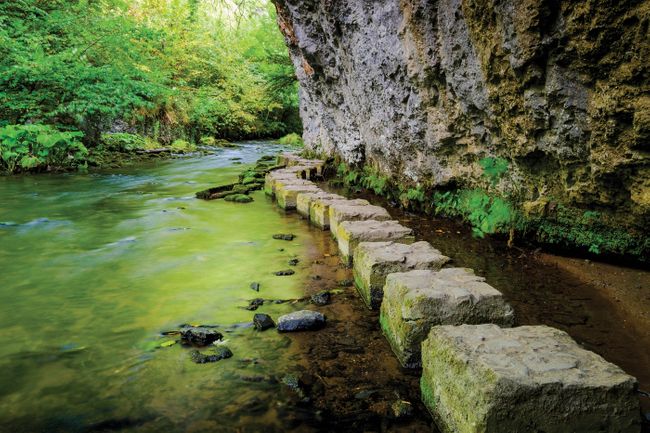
xmin=250 ymin=282 xmax=260 ymax=292
xmin=180 ymin=327 xmax=223 ymax=346
xmin=277 ymin=310 xmax=326 ymax=332
xmin=246 ymin=298 xmax=264 ymax=311
xmin=288 ymin=258 xmax=300 ymax=266
xmin=253 ymin=313 xmax=275 ymax=331
xmin=310 ymin=290 xmax=331 ymax=306
xmin=189 ymin=347 xmax=233 ymax=364
xmin=274 ymin=269 xmax=295 ymax=276
xmin=272 ymin=233 xmax=295 ymax=241
xmin=224 ymin=194 xmax=253 ymax=203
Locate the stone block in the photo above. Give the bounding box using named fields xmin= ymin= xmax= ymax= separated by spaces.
xmin=264 ymin=170 xmax=301 ymax=196
xmin=276 ymin=182 xmax=322 ymax=210
xmin=335 ymin=220 xmax=414 ymax=266
xmin=329 ymin=203 xmax=392 ymax=239
xmin=296 ymin=191 xmax=344 ymax=218
xmin=380 ymin=268 xmax=514 ymax=368
xmin=421 ymin=324 xmax=640 ymax=433
xmin=353 ymin=241 xmax=450 ymax=309
xmin=309 ymin=198 xmax=369 ymax=230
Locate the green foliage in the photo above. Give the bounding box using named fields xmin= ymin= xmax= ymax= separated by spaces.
xmin=433 ymin=189 xmax=518 ymax=238
xmin=531 ymin=205 xmax=647 ymax=258
xmin=277 ymin=133 xmax=304 ymax=147
xmin=0 ymin=124 xmax=87 ymax=173
xmin=400 ymin=186 xmax=426 ymax=207
xmin=100 ymin=133 xmax=145 ymax=152
xmin=0 ymin=0 xmax=300 ymax=164
xmin=361 ymin=169 xmax=389 ymax=195
xmin=479 ymin=157 xmax=509 ymax=185
xmin=170 ymin=139 xmax=196 ymax=153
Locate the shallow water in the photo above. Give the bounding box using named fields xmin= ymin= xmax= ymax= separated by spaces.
xmin=0 ymin=143 xmax=323 ymax=432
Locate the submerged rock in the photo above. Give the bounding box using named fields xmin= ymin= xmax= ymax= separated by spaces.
xmin=224 ymin=193 xmax=253 ymax=203
xmin=246 ymin=298 xmax=265 ymax=311
xmin=277 ymin=310 xmax=326 ymax=332
xmin=288 ymin=258 xmax=300 ymax=266
xmin=180 ymin=327 xmax=223 ymax=346
xmin=250 ymin=282 xmax=260 ymax=292
xmin=274 ymin=269 xmax=295 ymax=276
xmin=189 ymin=346 xmax=233 ymax=364
xmin=253 ymin=313 xmax=275 ymax=331
xmin=310 ymin=291 xmax=331 ymax=306
xmin=272 ymin=233 xmax=295 ymax=241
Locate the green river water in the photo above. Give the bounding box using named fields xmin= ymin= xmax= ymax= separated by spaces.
xmin=0 ymin=143 xmax=315 ymax=433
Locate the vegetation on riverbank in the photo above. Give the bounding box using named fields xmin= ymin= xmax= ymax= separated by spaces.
xmin=0 ymin=0 xmax=299 ymax=173
xmin=329 ymin=158 xmax=649 ymax=263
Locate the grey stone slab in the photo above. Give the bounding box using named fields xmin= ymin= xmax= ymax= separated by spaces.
xmin=335 ymin=220 xmax=414 ymax=266
xmin=353 ymin=241 xmax=450 ymax=309
xmin=329 ymin=203 xmax=392 ymax=239
xmin=309 ymin=198 xmax=369 ymax=230
xmin=276 ymin=182 xmax=322 ymax=210
xmin=296 ymin=191 xmax=345 ymax=218
xmin=421 ymin=324 xmax=640 ymax=433
xmin=380 ymin=268 xmax=514 ymax=368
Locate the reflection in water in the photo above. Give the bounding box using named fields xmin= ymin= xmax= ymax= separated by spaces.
xmin=0 ymin=143 xmax=321 ymax=432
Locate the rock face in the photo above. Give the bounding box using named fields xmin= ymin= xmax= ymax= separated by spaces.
xmin=421 ymin=324 xmax=640 ymax=433
xmin=272 ymin=0 xmax=649 ymax=234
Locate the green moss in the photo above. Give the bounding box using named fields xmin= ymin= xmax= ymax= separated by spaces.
xmin=277 ymin=133 xmax=303 ymax=147
xmin=170 ymin=139 xmax=197 ymax=153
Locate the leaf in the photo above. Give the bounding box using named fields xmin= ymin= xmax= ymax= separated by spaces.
xmin=160 ymin=340 xmax=176 ymax=348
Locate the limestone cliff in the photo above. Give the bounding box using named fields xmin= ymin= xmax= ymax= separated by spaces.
xmin=272 ymin=0 xmax=649 ymax=250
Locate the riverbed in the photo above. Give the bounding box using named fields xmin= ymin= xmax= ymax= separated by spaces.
xmin=1 ymin=144 xmax=647 ymax=432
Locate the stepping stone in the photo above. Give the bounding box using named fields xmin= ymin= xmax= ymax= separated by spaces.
xmin=353 ymin=241 xmax=450 ymax=309
xmin=310 ymin=198 xmax=370 ymax=230
xmin=335 ymin=220 xmax=414 ymax=266
xmin=276 ymin=183 xmax=322 ymax=210
xmin=278 ymin=153 xmax=325 ymax=175
xmin=264 ymin=170 xmax=301 ymax=196
xmin=421 ymin=324 xmax=640 ymax=433
xmin=296 ymin=191 xmax=344 ymax=218
xmin=329 ymin=203 xmax=392 ymax=239
xmin=380 ymin=268 xmax=514 ymax=368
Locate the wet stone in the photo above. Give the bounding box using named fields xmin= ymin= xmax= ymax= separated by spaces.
xmin=353 ymin=241 xmax=450 ymax=309
xmin=253 ymin=313 xmax=275 ymax=331
xmin=288 ymin=258 xmax=300 ymax=266
xmin=276 ymin=182 xmax=322 ymax=210
xmin=309 ymin=198 xmax=369 ymax=230
xmin=310 ymin=290 xmax=331 ymax=306
xmin=274 ymin=269 xmax=295 ymax=276
xmin=296 ymin=191 xmax=344 ymax=218
xmin=335 ymin=220 xmax=414 ymax=266
xmin=224 ymin=193 xmax=253 ymax=203
xmin=277 ymin=310 xmax=326 ymax=332
xmin=273 ymin=233 xmax=295 ymax=241
xmin=180 ymin=327 xmax=223 ymax=346
xmin=380 ymin=268 xmax=514 ymax=368
xmin=189 ymin=346 xmax=233 ymax=364
xmin=250 ymin=282 xmax=260 ymax=292
xmin=246 ymin=298 xmax=265 ymax=311
xmin=329 ymin=203 xmax=392 ymax=239
xmin=421 ymin=324 xmax=640 ymax=433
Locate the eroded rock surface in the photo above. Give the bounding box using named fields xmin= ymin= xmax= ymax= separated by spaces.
xmin=272 ymin=0 xmax=649 ymax=235
xmin=421 ymin=324 xmax=640 ymax=433
xmin=380 ymin=268 xmax=514 ymax=367
xmin=353 ymin=241 xmax=450 ymax=309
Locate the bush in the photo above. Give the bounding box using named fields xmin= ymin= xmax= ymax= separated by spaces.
xmin=200 ymin=136 xmax=216 ymax=146
xmin=170 ymin=139 xmax=196 ymax=153
xmin=277 ymin=133 xmax=304 ymax=147
xmin=0 ymin=124 xmax=87 ymax=173
xmin=100 ymin=133 xmax=145 ymax=152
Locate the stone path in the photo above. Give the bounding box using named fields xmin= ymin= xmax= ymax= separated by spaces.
xmin=265 ymin=152 xmax=641 ymax=433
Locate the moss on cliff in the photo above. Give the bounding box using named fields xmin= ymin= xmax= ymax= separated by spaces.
xmin=332 ymin=160 xmax=649 ymax=262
